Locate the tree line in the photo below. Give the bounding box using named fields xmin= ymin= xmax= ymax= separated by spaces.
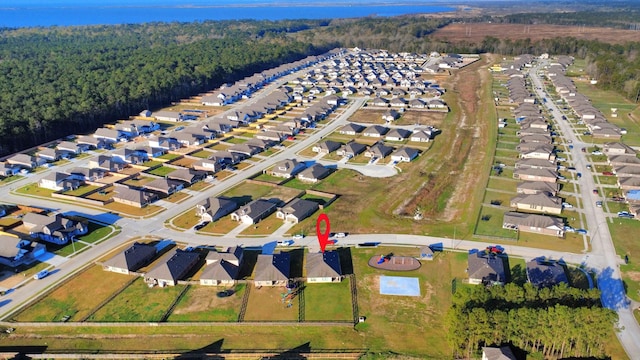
xmin=446 ymin=282 xmax=617 ymax=359
xmin=0 ymin=20 xmax=330 ymax=156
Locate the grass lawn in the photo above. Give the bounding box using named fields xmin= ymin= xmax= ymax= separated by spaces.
xmin=0 ymin=174 xmax=23 ymax=184
xmin=475 ymin=205 xmax=518 ymax=240
xmin=103 ymin=201 xmax=164 ymax=218
xmin=282 ymin=178 xmax=315 ymax=190
xmin=141 ymin=160 xmax=163 ymax=168
xmin=252 ymin=173 xmax=285 ymax=184
xmin=190 ymin=150 xmax=214 ymax=158
xmin=221 ymin=182 xmax=274 ymax=200
xmin=157 ymin=153 xmax=181 ymax=161
xmin=238 ymin=214 xmax=284 ymax=236
xmin=205 ymin=216 xmax=241 ymax=235
xmin=486 ymin=177 xmax=517 ymax=192
xmin=88 ymin=278 xmax=186 ymax=322
xmin=482 ymin=190 xmax=512 ymax=207
xmin=15 ymin=184 xmax=55 ymax=197
xmin=304 ymin=279 xmax=353 ymax=321
xmin=78 ymin=222 xmax=117 ymax=244
xmin=170 ymin=209 xmax=201 ymax=230
xmin=52 ymin=239 xmax=89 ymax=257
xmin=189 ymin=181 xmax=212 ymax=191
xmin=167 ymin=284 xmax=245 ymax=322
xmin=147 ymin=166 xmax=177 ymax=177
xmin=243 ymin=285 xmax=299 ymax=321
xmin=13 ymin=266 xmax=134 ymax=322
xmin=609 ymin=218 xmax=640 ymax=302
xmin=62 ymin=185 xmax=101 ymax=197
xmin=226 ymin=137 xmax=247 ymax=144
xmin=164 ymin=191 xmax=190 ymax=204
xmin=122 ymin=175 xmax=155 ymax=187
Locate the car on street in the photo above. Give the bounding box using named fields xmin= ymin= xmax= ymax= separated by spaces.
xmin=277 ymin=240 xmax=294 ymax=247
xmin=564 ymin=226 xmax=575 ymax=233
xmin=577 ymin=173 xmax=582 ymax=178
xmin=596 ymin=201 xmax=603 ymax=207
xmin=292 ymin=234 xmax=304 ymax=240
xmin=33 ymin=269 xmax=50 ymax=280
xmin=618 ymin=211 xmax=634 ymax=218
xmin=592 ymin=150 xmax=603 ymax=155
xmin=334 ymin=232 xmax=347 ymax=238
xmin=593 ymin=189 xmax=599 ymax=195
xmin=602 ymin=171 xmax=614 ymax=176
xmin=562 ymin=202 xmax=573 ymax=208
xmin=576 ymin=229 xmax=588 ymax=235
xmin=194 ymin=221 xmax=209 ymax=231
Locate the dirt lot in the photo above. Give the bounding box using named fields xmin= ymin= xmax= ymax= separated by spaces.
xmin=432 ymin=23 xmax=640 ymax=44
xmin=349 ymin=108 xmax=446 ymax=127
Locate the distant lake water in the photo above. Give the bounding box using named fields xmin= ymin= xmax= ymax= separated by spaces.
xmin=0 ymin=1 xmax=455 ymax=28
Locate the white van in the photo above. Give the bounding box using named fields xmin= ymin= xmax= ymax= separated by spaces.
xmin=33 ymin=270 xmax=50 ymax=280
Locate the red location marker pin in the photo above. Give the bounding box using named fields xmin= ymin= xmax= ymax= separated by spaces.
xmin=316 ymin=213 xmax=331 ymax=253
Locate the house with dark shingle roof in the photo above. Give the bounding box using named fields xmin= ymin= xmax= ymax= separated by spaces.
xmin=196 ymin=197 xmax=239 ymax=222
xmin=0 ymin=233 xmax=46 ymax=268
xmin=526 ymin=258 xmax=568 ymax=288
xmin=102 ymin=242 xmax=157 ymax=274
xmin=338 ymin=123 xmax=365 ymax=135
xmin=254 ymin=253 xmax=290 ymax=287
xmin=39 ymin=172 xmax=82 ymax=191
xmin=56 ymin=141 xmax=83 ymax=156
xmin=390 ymin=147 xmax=419 ymax=162
xmin=467 ymin=251 xmax=506 ymax=285
xmin=0 ymin=163 xmax=19 ymax=177
xmin=385 ymin=128 xmax=412 ymax=141
xmin=268 ymin=159 xmax=306 ymax=178
xmin=6 ymin=154 xmax=36 ymax=170
xmin=36 ymin=148 xmax=62 ymax=162
xmin=112 ymin=185 xmax=157 ymax=208
xmin=22 ymin=212 xmax=88 ymax=245
xmin=166 ymin=168 xmax=206 ymax=185
xmin=144 ymin=178 xmax=184 ymax=197
xmin=482 ymin=346 xmax=517 ymax=360
xmin=145 ymin=248 xmax=201 ymax=287
xmin=276 ymin=198 xmax=319 ymax=224
xmin=231 ymin=199 xmax=278 ymax=224
xmin=503 ymin=211 xmax=564 ymax=237
xmin=337 ymin=141 xmax=367 ymax=158
xmin=200 ymin=246 xmax=244 ymax=286
xmin=89 ymin=155 xmax=126 ymax=172
xmin=306 ymin=251 xmax=342 ymax=283
xmin=363 ymin=125 xmax=389 ymax=138
xmin=312 ymin=140 xmax=342 ymax=154
xmin=297 ymin=164 xmax=331 ymax=183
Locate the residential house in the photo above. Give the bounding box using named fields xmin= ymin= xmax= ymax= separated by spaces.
xmin=210 ymin=151 xmax=244 ymax=167
xmin=144 ymin=178 xmax=184 ymax=197
xmin=306 ymin=251 xmax=342 ymax=283
xmin=371 ymin=97 xmax=388 ymax=107
xmin=516 ymin=181 xmax=559 ymax=196
xmin=312 ymin=140 xmax=342 ymax=154
xmin=503 ymin=211 xmax=564 ymax=237
xmin=515 ymin=158 xmax=557 ymax=170
xmin=154 ymin=111 xmax=184 ymax=122
xmin=603 ymin=142 xmax=636 ymax=156
xmin=0 ymin=233 xmax=46 ymax=268
xmin=365 ymin=142 xmax=394 ymax=159
xmin=276 ymin=198 xmax=319 ymax=224
xmin=410 ymin=130 xmax=433 ymax=143
xmin=228 ymin=143 xmax=262 ymax=157
xmin=56 ymin=141 xmax=83 ymax=156
xmin=513 ymin=168 xmax=557 ymax=183
xmin=6 ymin=154 xmax=36 ymax=170
xmin=112 ymin=148 xmax=148 ymax=164
xmin=113 ymin=185 xmax=157 ymax=208
xmin=200 ymin=246 xmax=244 ymax=286
xmin=94 ymin=128 xmax=123 ymax=143
xmin=338 ymin=123 xmax=365 ymax=135
xmin=89 ymin=155 xmax=126 ymax=173
xmin=68 ymin=167 xmax=106 ymax=182
xmin=254 ymin=253 xmax=290 ymax=287
xmin=145 ymin=248 xmax=201 ymax=287
xmin=269 ymin=159 xmax=306 ymax=178
xmin=0 ymin=163 xmax=19 ymax=177
xmin=77 ymin=135 xmax=105 ymax=150
xmin=510 ymin=193 xmax=563 ymax=215
xmin=102 ymin=242 xmax=157 ymax=274
xmin=21 ymin=212 xmax=88 ymax=245
xmin=167 ymin=168 xmax=207 ymax=185
xmin=518 ymin=144 xmax=555 ymax=161
xmin=526 ymin=258 xmax=568 ymax=288
xmin=337 ymin=141 xmax=367 ymax=158
xmin=148 ymin=136 xmax=181 ymax=151
xmin=391 ymin=147 xmax=419 ymax=163
xmin=39 ymin=172 xmax=82 ymax=191
xmin=363 ymin=125 xmax=389 ymax=138
xmin=297 ymin=164 xmax=332 ymax=183
xmin=481 ymin=346 xmax=517 ymax=360
xmin=467 ymin=251 xmax=506 ymax=286
xmin=230 ymin=199 xmax=278 ymax=224
xmin=36 ymin=148 xmax=62 ymax=162
xmin=195 ymin=197 xmax=239 ymax=222
xmin=385 ymin=128 xmax=412 ymax=141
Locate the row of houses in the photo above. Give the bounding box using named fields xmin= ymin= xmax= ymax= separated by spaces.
xmin=103 ymin=243 xmax=343 ymax=287
xmin=467 ymin=249 xmax=568 ymax=288
xmin=338 ymin=122 xmax=438 ymax=142
xmin=547 ymin=57 xmax=622 ymax=140
xmin=501 ymin=61 xmax=566 ymax=238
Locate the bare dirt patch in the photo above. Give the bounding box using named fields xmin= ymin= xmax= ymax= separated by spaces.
xmin=627 ymin=271 xmax=640 ymax=282
xmin=431 ymin=23 xmax=640 ymax=45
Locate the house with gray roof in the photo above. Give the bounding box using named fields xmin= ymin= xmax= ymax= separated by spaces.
xmin=89 ymin=155 xmax=126 ymax=172
xmin=391 ymin=147 xmax=419 ymax=162
xmin=167 ymin=168 xmax=206 ymax=185
xmin=144 ymin=178 xmax=184 ymax=197
xmin=482 ymin=346 xmax=517 ymax=360
xmin=385 ymin=128 xmax=412 ymax=141
xmin=297 ymin=164 xmax=332 ymax=183
xmin=68 ymin=167 xmax=105 ymax=182
xmin=56 ymin=141 xmax=83 ymax=156
xmin=39 ymin=172 xmax=82 ymax=191
xmin=526 ymin=258 xmax=568 ymax=288
xmin=22 ymin=212 xmax=88 ymax=245
xmin=503 ymin=211 xmax=564 ymax=237
xmin=94 ymin=128 xmax=123 ymax=143
xmin=312 ymin=140 xmax=342 ymax=154
xmin=337 ymin=141 xmax=367 ymax=158
xmin=6 ymin=154 xmax=36 ymax=170
xmin=0 ymin=234 xmax=46 ymax=268
xmin=231 ymin=199 xmax=278 ymax=224
xmin=510 ymin=193 xmax=563 ymax=215
xmin=228 ymin=143 xmax=262 ymax=157
xmin=0 ymin=163 xmax=19 ymax=177
xmin=363 ymin=125 xmax=389 ymax=138
xmin=154 ymin=111 xmax=184 ymax=122
xmin=365 ymin=142 xmax=394 ymax=159
xmin=276 ymin=198 xmax=319 ymax=224
xmin=306 ymin=251 xmax=342 ymax=283
xmin=467 ymin=251 xmax=506 ymax=286
xmin=200 ymin=246 xmax=244 ymax=286
xmin=513 ymin=168 xmax=557 ymax=183
xmin=254 ymin=253 xmax=290 ymax=287
xmin=145 ymin=248 xmax=201 ymax=287
xmin=36 ymin=148 xmax=62 ymax=162
xmin=102 ymin=242 xmax=157 ymax=274
xmin=268 ymin=159 xmax=306 ymax=178
xmin=196 ymin=197 xmax=239 ymax=222
xmin=113 ymin=184 xmax=157 ymax=208
xmin=338 ymin=123 xmax=365 ymax=135
xmin=516 ymin=181 xmax=559 ymax=196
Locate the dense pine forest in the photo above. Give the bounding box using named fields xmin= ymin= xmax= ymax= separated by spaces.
xmin=0 ymin=20 xmax=332 ymax=156
xmin=446 ymin=282 xmax=616 ymax=359
xmin=1 ymin=8 xmax=639 ymax=156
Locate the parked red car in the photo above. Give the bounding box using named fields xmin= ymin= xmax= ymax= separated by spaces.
xmin=602 ymin=171 xmax=614 ymax=176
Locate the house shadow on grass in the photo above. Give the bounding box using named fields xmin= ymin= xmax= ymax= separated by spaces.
xmin=269 ymin=342 xmax=311 ymax=360
xmin=0 ymin=346 xmax=47 ymax=360
xmin=237 ymin=249 xmax=260 ymax=279
xmin=288 ymin=248 xmax=305 ymax=279
xmin=336 ymin=247 xmax=354 ymax=275
xmin=175 ymin=338 xmax=225 ymax=359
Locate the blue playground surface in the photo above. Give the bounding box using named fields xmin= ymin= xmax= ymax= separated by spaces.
xmin=379 ymin=276 xmax=420 ymax=296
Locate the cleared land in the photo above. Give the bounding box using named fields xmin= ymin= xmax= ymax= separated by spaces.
xmin=432 ymin=23 xmax=640 ymax=44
